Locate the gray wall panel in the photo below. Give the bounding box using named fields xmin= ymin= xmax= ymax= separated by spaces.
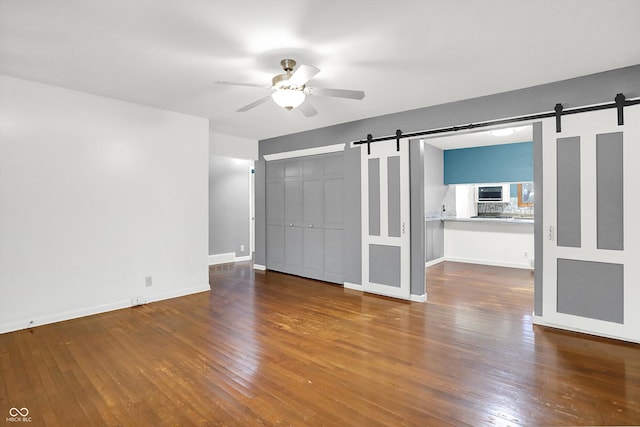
xmin=370 ymin=244 xmax=401 ymax=287
xmin=368 ymin=158 xmax=381 ymax=236
xmin=557 ymin=259 xmax=624 ymax=324
xmin=325 ymin=179 xmax=344 ymax=228
xmin=302 ymin=157 xmax=323 ymax=180
xmin=597 ymin=132 xmax=624 ymax=250
xmin=324 ymin=155 xmax=344 ymax=178
xmin=284 ymin=159 xmax=300 ymax=180
xmin=303 ymin=179 xmax=323 ymax=226
xmin=557 ymin=137 xmax=581 ymax=248
xmin=209 ymin=155 xmax=252 ymax=257
xmin=266 ymin=160 xmax=284 ymax=182
xmin=343 ymin=146 xmax=361 ymax=285
xmin=266 ymin=224 xmax=284 ymax=270
xmin=285 ymin=226 xmax=303 ymax=274
xmin=533 ymin=122 xmax=543 ymax=316
xmin=266 ymin=182 xmax=284 ymax=223
xmin=387 ymin=156 xmax=401 ymax=238
xmin=284 ymin=181 xmax=302 ymax=225
xmin=303 ymin=228 xmax=324 ymax=280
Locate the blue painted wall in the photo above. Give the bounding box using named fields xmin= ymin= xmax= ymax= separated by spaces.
xmin=444 ymin=141 xmax=533 ymax=184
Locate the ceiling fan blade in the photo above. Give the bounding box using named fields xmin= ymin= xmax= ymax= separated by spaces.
xmin=308 ymin=87 xmax=365 ymax=100
xmin=288 ymin=64 xmax=320 ymax=86
xmin=236 ymin=95 xmax=272 ymax=112
xmin=298 ymin=101 xmax=318 ymax=117
xmin=216 ymin=80 xmax=271 ymax=89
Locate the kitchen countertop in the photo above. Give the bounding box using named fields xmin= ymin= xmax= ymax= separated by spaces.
xmin=443 ymin=216 xmax=534 ymax=224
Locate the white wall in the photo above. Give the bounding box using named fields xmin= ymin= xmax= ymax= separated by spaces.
xmin=210 ymin=131 xmax=258 ymax=160
xmin=444 ymin=220 xmax=534 ymax=269
xmin=0 ymin=75 xmax=210 ymax=333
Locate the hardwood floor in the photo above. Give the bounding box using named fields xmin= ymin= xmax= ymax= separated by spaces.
xmin=1 ymin=261 xmax=639 ymax=426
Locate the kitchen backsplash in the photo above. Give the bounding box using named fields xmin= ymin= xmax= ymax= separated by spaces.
xmin=477 ymin=197 xmax=534 ymax=217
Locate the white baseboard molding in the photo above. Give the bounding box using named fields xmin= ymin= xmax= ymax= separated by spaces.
xmin=343 ymin=282 xmax=362 ymax=291
xmin=532 ymin=316 xmax=640 ymax=344
xmin=443 ymin=256 xmax=533 ymax=270
xmin=410 ymin=293 xmax=427 ymax=302
xmin=208 ymin=253 xmax=235 ymax=265
xmin=0 ymin=284 xmax=211 ymax=335
xmin=253 ymin=264 xmax=266 ymax=271
xmin=425 ymin=257 xmax=445 ymax=268
xmin=209 ymin=253 xmax=252 ymax=265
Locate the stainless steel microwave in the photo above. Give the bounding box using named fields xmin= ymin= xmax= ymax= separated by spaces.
xmin=478 ymin=186 xmax=503 ymax=201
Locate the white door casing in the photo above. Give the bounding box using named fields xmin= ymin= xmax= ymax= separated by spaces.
xmin=540 ymin=105 xmax=640 ymax=342
xmin=361 ymin=138 xmax=411 ymax=299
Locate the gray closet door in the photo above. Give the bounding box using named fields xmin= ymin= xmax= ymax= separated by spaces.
xmin=266 ymin=161 xmax=285 ymax=271
xmin=284 ymin=163 xmax=303 ymax=274
xmin=265 ymin=152 xmax=344 ymax=284
xmin=323 ymin=159 xmax=344 ymax=283
xmin=302 ymin=159 xmax=324 ymax=279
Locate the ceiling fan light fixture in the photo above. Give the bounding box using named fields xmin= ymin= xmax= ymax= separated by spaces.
xmin=272 ymin=89 xmax=305 ymax=110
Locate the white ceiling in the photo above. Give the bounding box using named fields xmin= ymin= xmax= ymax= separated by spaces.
xmin=1 ymin=0 xmax=639 ymax=141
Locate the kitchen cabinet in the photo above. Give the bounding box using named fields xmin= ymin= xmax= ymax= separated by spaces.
xmin=426 ymin=219 xmax=444 ymax=263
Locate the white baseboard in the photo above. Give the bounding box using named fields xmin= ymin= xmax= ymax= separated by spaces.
xmin=0 ymin=284 xmax=211 ymax=335
xmin=253 ymin=264 xmax=266 ymax=271
xmin=532 ymin=316 xmax=640 ymax=344
xmin=444 ymin=256 xmax=533 ymax=270
xmin=425 ymin=257 xmax=445 ymax=268
xmin=208 ymin=253 xmax=252 ymax=265
xmin=410 ymin=294 xmax=427 ymax=302
xmin=208 ymin=253 xmax=235 ymax=265
xmin=343 ymin=282 xmax=362 ymax=291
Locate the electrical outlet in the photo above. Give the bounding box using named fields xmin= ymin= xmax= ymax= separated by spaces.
xmin=523 ymin=252 xmax=529 ymax=258
xmin=240 ymin=244 xmax=245 ymax=252
xmin=131 ymin=296 xmax=145 ymax=306
xmin=145 ymin=275 xmax=153 ymax=287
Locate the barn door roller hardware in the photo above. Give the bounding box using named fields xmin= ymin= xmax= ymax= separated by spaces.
xmin=354 ymin=93 xmax=639 ymax=150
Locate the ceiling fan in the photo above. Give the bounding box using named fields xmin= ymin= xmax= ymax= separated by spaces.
xmin=216 ymin=59 xmax=365 ymax=117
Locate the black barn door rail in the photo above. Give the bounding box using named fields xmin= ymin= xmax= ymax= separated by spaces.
xmin=353 ymin=94 xmax=640 ymax=149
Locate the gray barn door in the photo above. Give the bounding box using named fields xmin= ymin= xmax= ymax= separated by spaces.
xmin=265 ymin=153 xmax=344 ymax=284
xmin=361 ymin=139 xmax=410 ymax=299
xmin=541 ymin=105 xmax=640 ymax=342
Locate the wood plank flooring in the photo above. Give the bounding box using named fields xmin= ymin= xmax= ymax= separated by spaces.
xmin=1 ymin=261 xmax=639 ymax=426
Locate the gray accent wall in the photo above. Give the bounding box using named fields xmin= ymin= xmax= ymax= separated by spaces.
xmin=256 ymin=65 xmax=640 ymax=293
xmin=424 ymin=144 xmax=447 ymax=215
xmin=533 ymin=122 xmax=543 ymax=316
xmin=343 ymin=145 xmax=362 ymax=285
xmin=209 ymin=155 xmax=252 ymax=257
